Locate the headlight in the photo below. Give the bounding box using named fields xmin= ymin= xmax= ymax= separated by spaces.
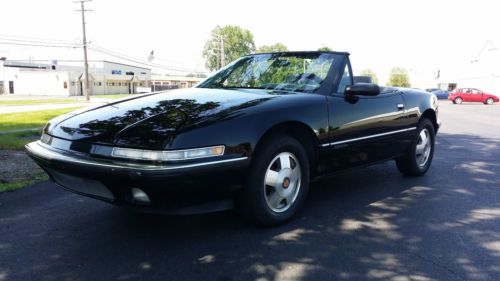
xmin=111 ymin=145 xmax=225 ymax=161
xmin=41 ymin=133 xmax=52 ymax=144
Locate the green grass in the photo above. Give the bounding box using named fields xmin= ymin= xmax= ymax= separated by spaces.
xmin=0 ymin=130 xmax=41 ymax=150
xmin=0 ymin=107 xmax=83 ymax=150
xmin=97 ymin=93 xmax=141 ymax=99
xmin=0 ymin=93 xmax=138 ymax=106
xmin=0 ymin=107 xmax=82 ymax=132
xmin=0 ymin=99 xmax=85 ymax=106
xmin=0 ymin=172 xmax=48 ymax=193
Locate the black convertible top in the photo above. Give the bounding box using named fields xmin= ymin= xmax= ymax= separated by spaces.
xmin=248 ymin=51 xmax=350 ymax=56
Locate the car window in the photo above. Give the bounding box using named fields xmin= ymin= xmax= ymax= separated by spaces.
xmin=337 ymin=65 xmax=352 ymax=94
xmin=199 ymin=53 xmax=336 ymax=93
xmin=471 ymin=89 xmax=482 ymax=94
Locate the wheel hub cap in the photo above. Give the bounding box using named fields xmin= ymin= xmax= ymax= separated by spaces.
xmin=263 ymin=152 xmax=302 ymax=213
xmin=282 ymin=177 xmax=290 ymax=189
xmin=415 ymin=128 xmax=431 ymax=167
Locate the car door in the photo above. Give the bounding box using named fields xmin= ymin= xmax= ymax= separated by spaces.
xmin=321 ymin=59 xmax=413 ymax=171
xmin=471 ymin=89 xmax=483 ymax=102
xmin=462 ymin=88 xmax=474 ymax=102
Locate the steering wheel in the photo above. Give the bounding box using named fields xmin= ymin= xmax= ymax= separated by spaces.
xmin=298 ymin=73 xmax=322 ymax=84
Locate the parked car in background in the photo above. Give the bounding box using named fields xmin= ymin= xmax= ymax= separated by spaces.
xmin=426 ymin=88 xmax=449 ymax=100
xmin=449 ymin=88 xmax=499 ymax=105
xmin=26 ymin=51 xmax=440 ymax=226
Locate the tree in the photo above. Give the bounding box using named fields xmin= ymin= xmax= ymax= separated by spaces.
xmin=317 ymin=46 xmax=333 ymax=52
xmin=387 ymin=67 xmax=411 ymax=87
xmin=359 ymin=69 xmax=379 ymax=84
xmin=256 ymin=43 xmax=289 ymax=53
xmin=203 ymin=25 xmax=255 ymax=71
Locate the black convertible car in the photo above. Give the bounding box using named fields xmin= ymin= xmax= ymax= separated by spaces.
xmin=26 ymin=51 xmax=440 ymax=225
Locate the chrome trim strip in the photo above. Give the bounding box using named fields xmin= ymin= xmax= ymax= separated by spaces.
xmin=26 ymin=141 xmax=247 ymax=171
xmin=321 ymin=127 xmax=417 ymax=147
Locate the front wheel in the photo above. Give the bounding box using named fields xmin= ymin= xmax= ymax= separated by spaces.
xmin=237 ymin=135 xmax=310 ymax=226
xmin=485 ymin=98 xmax=494 ymax=105
xmin=396 ymin=119 xmax=435 ymax=177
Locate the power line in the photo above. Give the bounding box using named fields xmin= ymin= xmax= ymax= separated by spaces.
xmin=0 ymin=41 xmax=79 ymax=48
xmin=90 ymin=47 xmax=205 ymax=73
xmin=0 ymin=34 xmax=208 ymax=74
xmin=89 ymin=44 xmax=207 ymax=73
xmin=0 ymin=34 xmax=75 ymax=43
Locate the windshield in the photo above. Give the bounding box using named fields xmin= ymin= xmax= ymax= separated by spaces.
xmin=198 ymin=53 xmax=335 ymax=93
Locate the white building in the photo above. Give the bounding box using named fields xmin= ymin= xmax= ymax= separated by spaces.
xmin=151 ymin=75 xmax=205 ymax=91
xmin=0 ymin=59 xmax=151 ymax=96
xmin=412 ymin=41 xmax=500 ymax=95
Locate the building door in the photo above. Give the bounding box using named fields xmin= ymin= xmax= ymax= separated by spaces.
xmin=9 ymin=81 xmax=14 ymax=94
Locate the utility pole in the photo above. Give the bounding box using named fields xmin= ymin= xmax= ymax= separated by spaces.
xmin=75 ymin=0 xmax=92 ymax=101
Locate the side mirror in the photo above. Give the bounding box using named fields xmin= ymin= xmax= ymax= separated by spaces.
xmin=345 ymin=83 xmax=380 ymax=96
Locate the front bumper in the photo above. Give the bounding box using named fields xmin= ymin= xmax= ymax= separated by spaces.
xmin=26 ymin=141 xmax=250 ymax=213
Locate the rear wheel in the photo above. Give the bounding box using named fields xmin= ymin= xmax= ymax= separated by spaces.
xmin=485 ymin=98 xmax=494 ymax=105
xmin=454 ymin=97 xmax=463 ymax=104
xmin=396 ymin=119 xmax=435 ymax=177
xmin=237 ymin=135 xmax=310 ymax=226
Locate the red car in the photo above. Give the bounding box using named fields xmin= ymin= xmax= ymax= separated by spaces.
xmin=449 ymin=88 xmax=499 ymax=105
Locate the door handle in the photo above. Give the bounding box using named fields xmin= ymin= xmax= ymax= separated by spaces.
xmin=397 ymin=103 xmax=404 ymax=110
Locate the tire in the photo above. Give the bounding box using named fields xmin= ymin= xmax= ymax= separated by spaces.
xmin=486 ymin=98 xmax=494 ymax=105
xmin=396 ymin=119 xmax=435 ymax=177
xmin=237 ymin=134 xmax=310 ymax=226
xmin=454 ymin=97 xmax=463 ymax=104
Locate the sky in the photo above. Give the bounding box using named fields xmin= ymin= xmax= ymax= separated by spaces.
xmin=1 ymin=0 xmax=499 ymax=85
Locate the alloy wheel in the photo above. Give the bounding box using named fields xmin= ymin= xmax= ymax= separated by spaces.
xmin=416 ymin=128 xmax=431 ymax=167
xmin=263 ymin=152 xmax=301 ymax=213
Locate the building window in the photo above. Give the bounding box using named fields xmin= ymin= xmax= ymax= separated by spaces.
xmin=98 ymin=82 xmax=102 ymax=86
xmin=117 ymin=82 xmax=121 ymax=86
xmin=64 ymin=81 xmax=68 ymax=89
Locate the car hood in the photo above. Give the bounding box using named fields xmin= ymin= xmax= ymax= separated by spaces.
xmin=47 ymin=88 xmax=279 ymax=149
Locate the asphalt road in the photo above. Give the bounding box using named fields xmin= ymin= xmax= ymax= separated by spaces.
xmin=1 ymin=101 xmax=499 ymax=281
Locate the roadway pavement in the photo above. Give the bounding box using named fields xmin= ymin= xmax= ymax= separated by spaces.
xmin=1 ymin=101 xmax=499 ymax=281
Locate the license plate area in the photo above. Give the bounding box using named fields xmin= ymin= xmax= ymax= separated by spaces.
xmin=48 ymin=169 xmax=115 ymax=201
